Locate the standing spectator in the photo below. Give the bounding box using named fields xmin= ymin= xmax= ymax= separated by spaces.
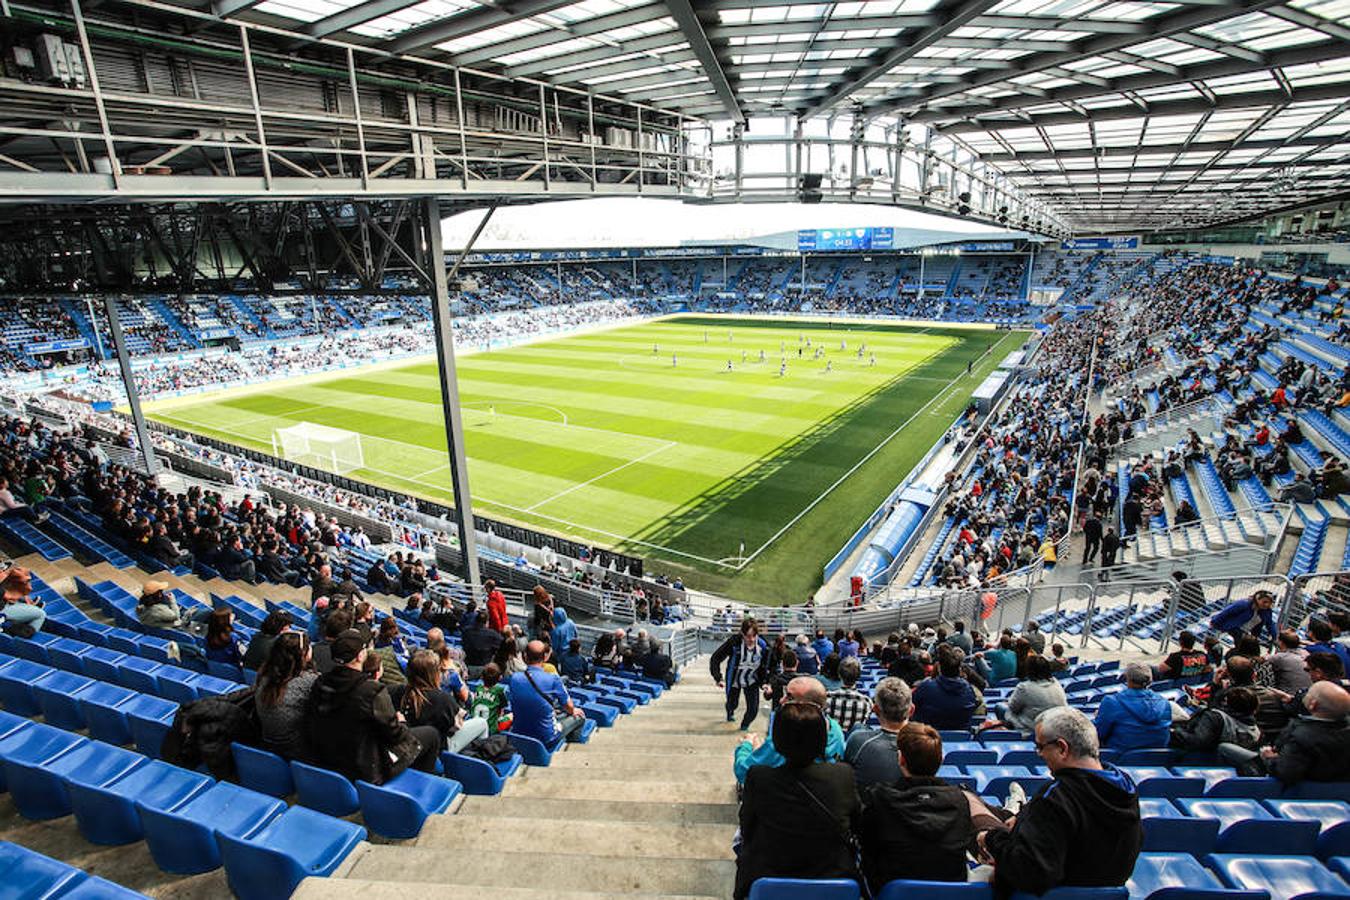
xmin=508 ymin=640 xmax=588 ymax=744
xmin=826 ymin=657 xmax=872 ymax=733
xmin=975 ymin=707 xmax=1143 ymax=896
xmin=305 ymin=630 xmax=440 ymax=784
xmin=528 ymin=586 xmax=554 ymax=639
xmin=1094 ymin=663 xmax=1172 ymax=752
xmin=1211 ymin=590 xmax=1277 ymax=645
xmin=911 ymin=645 xmax=979 ymax=731
xmin=1082 ymin=513 xmax=1102 ymax=566
xmin=843 ymin=678 xmax=913 ymax=788
xmin=710 ymin=617 xmax=769 ymax=730
xmin=734 ymin=698 xmax=861 ymax=899
xmin=484 ymin=578 xmax=508 ymax=633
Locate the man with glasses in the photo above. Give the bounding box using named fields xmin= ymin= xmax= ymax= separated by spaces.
xmin=734 ymin=676 xmax=845 ymax=784
xmin=973 ymin=707 xmax=1142 ymax=897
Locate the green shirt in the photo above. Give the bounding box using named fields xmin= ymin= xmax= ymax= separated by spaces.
xmin=471 ymin=683 xmax=510 ymax=731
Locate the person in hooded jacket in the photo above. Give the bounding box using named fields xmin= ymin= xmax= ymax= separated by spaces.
xmin=976 ymin=707 xmax=1143 ymax=896
xmin=911 ymin=645 xmax=980 ymax=730
xmin=1169 ymin=686 xmax=1261 ymax=754
xmin=1094 ymin=662 xmax=1172 ymax=752
xmin=550 ymin=606 xmax=578 ymax=656
xmin=305 ymin=629 xmax=440 ymax=784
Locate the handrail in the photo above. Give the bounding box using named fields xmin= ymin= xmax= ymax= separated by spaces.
xmin=1112 ymin=396 xmax=1223 ymax=454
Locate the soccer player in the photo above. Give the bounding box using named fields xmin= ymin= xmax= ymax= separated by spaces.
xmin=870 ymin=353 xmax=876 ymax=366
xmin=741 ymin=350 xmax=747 ymax=363
xmin=826 ymin=360 xmax=832 ymax=374
xmin=759 ymin=349 xmax=766 ymax=362
xmin=857 ymin=346 xmax=864 ymax=359
xmin=840 ymin=339 xmax=846 ymax=351
xmin=652 ymin=343 xmax=658 ymax=354
xmin=779 ymin=361 xmax=787 ymax=378
xmin=672 ymin=353 xmax=678 ymax=367
xmin=704 ymin=330 xmax=708 ymax=343
xmin=726 ymin=359 xmax=733 ymax=372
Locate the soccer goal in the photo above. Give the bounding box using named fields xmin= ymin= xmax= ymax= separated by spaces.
xmin=272 ymin=422 xmax=365 ymax=474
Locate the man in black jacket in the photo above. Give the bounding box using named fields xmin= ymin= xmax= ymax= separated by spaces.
xmin=305 ymin=629 xmax=439 ymax=784
xmin=977 ymin=706 xmax=1142 ymax=896
xmin=462 ymin=617 xmax=504 ymax=674
xmin=1220 ymin=681 xmax=1350 ymax=784
xmin=860 ymin=723 xmax=972 ymax=892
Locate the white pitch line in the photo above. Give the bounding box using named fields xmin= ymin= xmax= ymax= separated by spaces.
xmin=524 ymin=439 xmax=677 ymax=512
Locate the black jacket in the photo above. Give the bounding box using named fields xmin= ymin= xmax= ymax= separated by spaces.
xmin=462 ymin=623 xmax=503 ymax=668
xmin=162 ymin=687 xmax=260 ymax=780
xmin=1170 ymin=708 xmax=1260 ymax=752
xmin=391 ymin=685 xmax=460 ymax=743
xmin=305 ymin=666 xmax=421 ymax=784
xmin=735 ymin=762 xmax=861 ymax=900
xmin=888 ymin=654 xmax=927 ymax=687
xmin=984 ymin=765 xmax=1142 ymax=897
xmin=860 ymin=776 xmax=972 ymax=890
xmin=256 ymin=552 xmax=293 ymax=582
xmin=1268 ymin=716 xmax=1350 ymax=786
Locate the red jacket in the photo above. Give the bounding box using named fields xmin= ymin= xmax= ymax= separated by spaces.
xmin=487 ymin=589 xmax=508 ymax=633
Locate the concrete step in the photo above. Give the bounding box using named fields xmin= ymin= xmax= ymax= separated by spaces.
xmin=343 ymin=844 xmax=737 ymax=896
xmin=504 ymin=776 xmax=738 ymax=805
xmin=531 ymin=754 xmax=727 ymax=780
xmin=581 ymin=731 xmax=746 ymax=752
xmin=612 ymin=718 xmax=753 ymax=736
xmin=294 ymin=880 xmax=720 ymax=900
xmin=457 ymin=796 xmax=738 ymax=826
xmin=416 ymin=816 xmax=733 ymax=860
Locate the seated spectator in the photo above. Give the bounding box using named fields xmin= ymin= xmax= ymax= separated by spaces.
xmin=0 ymin=477 xmax=46 ymax=523
xmin=592 ymin=631 xmax=620 ymax=669
xmin=1305 ymin=619 xmax=1350 ymax=674
xmin=976 ymin=707 xmax=1143 ymax=896
xmin=735 ymin=676 xmax=846 ymax=784
xmin=843 ymin=677 xmax=913 ymax=788
xmin=508 ymin=640 xmax=588 ymax=744
xmin=999 ymin=655 xmax=1067 ymax=733
xmin=911 ymin=645 xmax=980 ymax=731
xmin=1208 ymin=655 xmax=1289 ymax=740
xmin=558 ymin=638 xmax=593 ymax=684
xmin=763 ymin=650 xmax=798 ymax=711
xmin=982 ymin=635 xmax=1017 ymax=682
xmin=640 ymin=639 xmax=676 ymax=687
xmin=1220 ymin=682 xmax=1350 ymax=785
xmin=1276 ymin=651 xmax=1346 ymax=719
xmin=793 ymin=633 xmax=820 ymax=675
xmin=305 ymin=629 xmax=440 ymax=784
xmin=204 ymin=608 xmax=245 ymax=668
xmin=1157 ymin=630 xmax=1210 ymax=680
xmin=836 ymin=629 xmax=860 ymax=659
xmin=859 ymin=723 xmax=972 ymax=890
xmin=1023 ymin=620 xmax=1047 ymax=655
xmin=369 ymin=619 xmax=408 ymax=688
xmin=135 ymin=579 xmax=184 ymax=630
xmin=1212 ymin=590 xmax=1278 ymax=645
xmin=1095 ymin=662 xmax=1172 ymax=752
xmin=1048 ymin=643 xmax=1070 ymax=671
xmin=1268 ymin=630 xmax=1312 ymax=694
xmin=826 ymin=657 xmax=872 ymax=733
xmin=0 ymin=566 xmax=46 ymax=636
xmin=886 ymin=637 xmax=926 ymax=686
xmin=148 ymin=522 xmax=193 ymax=569
xmin=461 ymin=615 xmax=503 ymax=675
xmin=243 ymin=610 xmax=292 ymax=671
xmin=470 ymin=662 xmax=512 ymax=732
xmin=812 ymin=629 xmax=835 ymax=661
xmin=1170 ymin=686 xmax=1260 ymax=754
xmin=254 ymin=632 xmax=317 ymax=761
xmin=734 ymin=696 xmax=861 ymax=899
xmin=815 ymin=652 xmax=843 ymax=692
xmin=393 ymin=649 xmax=489 ymax=753
xmin=311 ymin=608 xmax=353 ymax=675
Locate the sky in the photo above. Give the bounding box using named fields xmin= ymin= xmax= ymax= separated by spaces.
xmin=441 ymin=197 xmax=1006 ymax=250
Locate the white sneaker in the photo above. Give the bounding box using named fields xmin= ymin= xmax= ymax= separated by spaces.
xmin=1006 ymin=780 xmax=1027 ymax=814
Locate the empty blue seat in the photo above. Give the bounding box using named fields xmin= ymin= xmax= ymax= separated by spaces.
xmin=154 ymin=667 xmax=201 ymax=704
xmin=1011 ymin=889 xmax=1128 ymax=900
xmin=139 ymin=781 xmax=286 ymax=874
xmin=32 ymin=670 xmax=97 ymax=732
xmin=127 ymin=708 xmax=174 ymax=758
xmin=748 ymin=878 xmax=861 ymax=899
xmin=190 ymin=673 xmax=239 ymax=697
xmin=61 ymin=875 xmax=151 ymax=898
xmin=1283 ymin=783 xmax=1350 ymax=803
xmin=216 ymin=805 xmax=366 ymax=900
xmin=290 ymin=760 xmax=360 ymax=818
xmin=1127 ymin=852 xmax=1268 ymax=900
xmin=231 ymin=744 xmax=295 ymax=798
xmin=112 ymin=657 xmax=162 ymax=695
xmin=1119 ymin=749 xmax=1181 ymax=767
xmin=69 ymin=759 xmax=212 ymax=845
xmin=9 ymin=632 xmax=60 ymax=665
xmin=1140 ymin=798 xmax=1219 ymax=855
xmin=8 ymin=741 xmax=145 ymax=821
xmin=0 ymin=840 xmax=86 ymax=900
xmin=80 ymin=648 xmax=128 ymax=684
xmin=1181 ymin=798 xmax=1319 ymax=855
xmin=877 ymin=881 xmax=991 ymax=899
xmin=979 ymin=730 xmax=1024 ymax=743
xmin=0 ymin=658 xmax=55 ymax=717
xmin=0 ymin=709 xmax=33 ymax=742
xmin=0 ymin=723 xmax=85 ymax=794
xmin=1122 ymin=768 xmax=1205 ymax=800
xmin=441 ymin=751 xmax=513 ymax=795
xmin=1264 ymin=801 xmax=1350 ymax=861
xmin=356 ymin=768 xmax=460 ymax=839
xmin=506 ymin=731 xmax=553 ymax=767
xmin=1206 ymin=854 xmax=1350 ymax=899
xmin=76 ymin=685 xmax=142 ymax=746
xmin=947 ymin=749 xmax=1001 ymax=767
xmin=45 ymin=637 xmax=93 ymax=673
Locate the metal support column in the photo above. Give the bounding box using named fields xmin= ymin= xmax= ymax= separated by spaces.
xmin=423 ymin=196 xmax=488 ymax=592
xmin=102 ymin=295 xmax=158 ymax=475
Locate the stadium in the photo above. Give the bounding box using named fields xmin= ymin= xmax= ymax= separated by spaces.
xmin=0 ymin=0 xmax=1348 ymax=895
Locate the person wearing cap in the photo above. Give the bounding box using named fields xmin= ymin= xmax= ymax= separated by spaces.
xmin=305 ymin=629 xmax=440 ymax=784
xmin=136 ymin=580 xmax=185 ymax=629
xmin=1 ymin=566 xmax=46 ymax=636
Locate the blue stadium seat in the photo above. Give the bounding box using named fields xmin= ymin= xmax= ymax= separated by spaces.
xmin=290 ymin=760 xmax=360 ymax=818
xmin=138 ymin=781 xmax=286 ymax=874
xmin=440 ymin=751 xmax=513 ymax=795
xmin=1010 ymin=888 xmax=1128 ymax=899
xmin=356 ymin=768 xmax=461 ymax=839
xmin=0 ymin=840 xmax=87 ymax=900
xmin=216 ymin=805 xmax=366 ymax=900
xmin=0 ymin=709 xmax=33 ymax=742
xmin=7 ymin=740 xmax=145 ymax=821
xmin=1331 ymin=860 xmax=1350 ymax=883
xmin=1282 ymin=783 xmax=1350 ymax=803
xmin=68 ymin=759 xmax=212 ymax=845
xmin=1263 ymin=801 xmax=1350 ymax=861
xmin=1180 ymin=799 xmax=1320 ymax=855
xmin=230 ymin=743 xmax=295 ymax=798
xmin=877 ymin=881 xmax=991 ymax=899
xmin=10 ymin=631 xmax=60 ymax=665
xmin=1206 ymin=854 xmax=1350 ymax=899
xmin=45 ymin=637 xmax=93 ymax=673
xmin=61 ymin=875 xmax=151 ymax=899
xmin=0 ymin=657 xmax=56 ymax=717
xmin=1123 ymin=768 xmax=1205 ymax=799
xmin=1140 ymin=798 xmax=1219 ymax=856
xmin=1126 ymin=852 xmax=1269 ymax=900
xmin=80 ymin=647 xmax=129 ymax=684
xmin=112 ymin=657 xmax=163 ymax=696
xmin=77 ymin=686 xmax=150 ymax=746
xmin=0 ymin=722 xmax=85 ymax=793
xmin=506 ymin=731 xmax=554 ymax=767
xmin=748 ymin=878 xmax=861 ymax=899
xmin=154 ymin=667 xmax=202 ymax=704
xmin=32 ymin=670 xmax=97 ymax=732
xmin=127 ymin=708 xmax=174 ymax=759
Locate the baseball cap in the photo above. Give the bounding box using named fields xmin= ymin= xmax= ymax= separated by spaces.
xmin=330 ymin=629 xmax=367 ymax=665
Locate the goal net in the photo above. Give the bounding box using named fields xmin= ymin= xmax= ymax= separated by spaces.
xmin=272 ymin=422 xmax=365 ymax=474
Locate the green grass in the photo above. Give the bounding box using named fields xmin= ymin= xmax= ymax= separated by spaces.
xmin=146 ymin=316 xmax=1028 ymax=602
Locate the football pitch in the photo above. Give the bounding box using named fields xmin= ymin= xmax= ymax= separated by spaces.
xmin=146 ymin=316 xmax=1028 ymax=602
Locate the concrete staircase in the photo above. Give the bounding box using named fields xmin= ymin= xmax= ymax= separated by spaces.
xmin=297 ymin=663 xmax=741 ymax=899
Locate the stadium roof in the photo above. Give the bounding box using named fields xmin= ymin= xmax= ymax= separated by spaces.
xmin=181 ymin=0 xmax=1350 ymax=232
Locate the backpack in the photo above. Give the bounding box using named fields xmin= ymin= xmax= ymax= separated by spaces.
xmin=461 ymin=734 xmax=516 ymax=764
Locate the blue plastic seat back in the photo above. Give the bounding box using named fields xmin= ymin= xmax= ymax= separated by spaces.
xmin=506 ymin=731 xmax=553 ymax=767
xmin=1182 ymin=798 xmax=1319 ymax=855
xmin=231 ymin=744 xmax=295 ymax=798
xmin=33 ymin=671 xmax=97 ymax=732
xmin=0 ymin=658 xmax=56 ymax=717
xmin=1264 ymin=801 xmax=1350 ymax=861
xmin=440 ymin=751 xmax=506 ymax=795
xmin=1126 ymin=852 xmax=1269 ymax=900
xmin=0 ymin=709 xmax=33 ymax=742
xmin=127 ymin=711 xmax=173 ymax=759
xmin=79 ymin=686 xmax=141 ymax=746
xmin=1202 ymin=778 xmax=1282 ymax=800
xmin=215 ymin=805 xmax=366 ymax=900
xmin=290 ymin=760 xmax=360 ymax=818
xmin=0 ymin=840 xmax=87 ymax=900
xmin=1206 ymin=853 xmax=1350 ymax=900
xmin=747 ymin=878 xmax=861 ymax=899
xmin=0 ymin=723 xmax=86 ymax=793
xmin=60 ymin=875 xmax=151 ymax=898
xmin=138 ymin=781 xmax=285 ymax=875
xmin=68 ymin=759 xmax=212 ymax=847
xmin=876 ymin=880 xmax=992 ymax=900
xmin=356 ymin=769 xmax=460 ymax=840
xmin=80 ymin=648 xmax=128 ymax=684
